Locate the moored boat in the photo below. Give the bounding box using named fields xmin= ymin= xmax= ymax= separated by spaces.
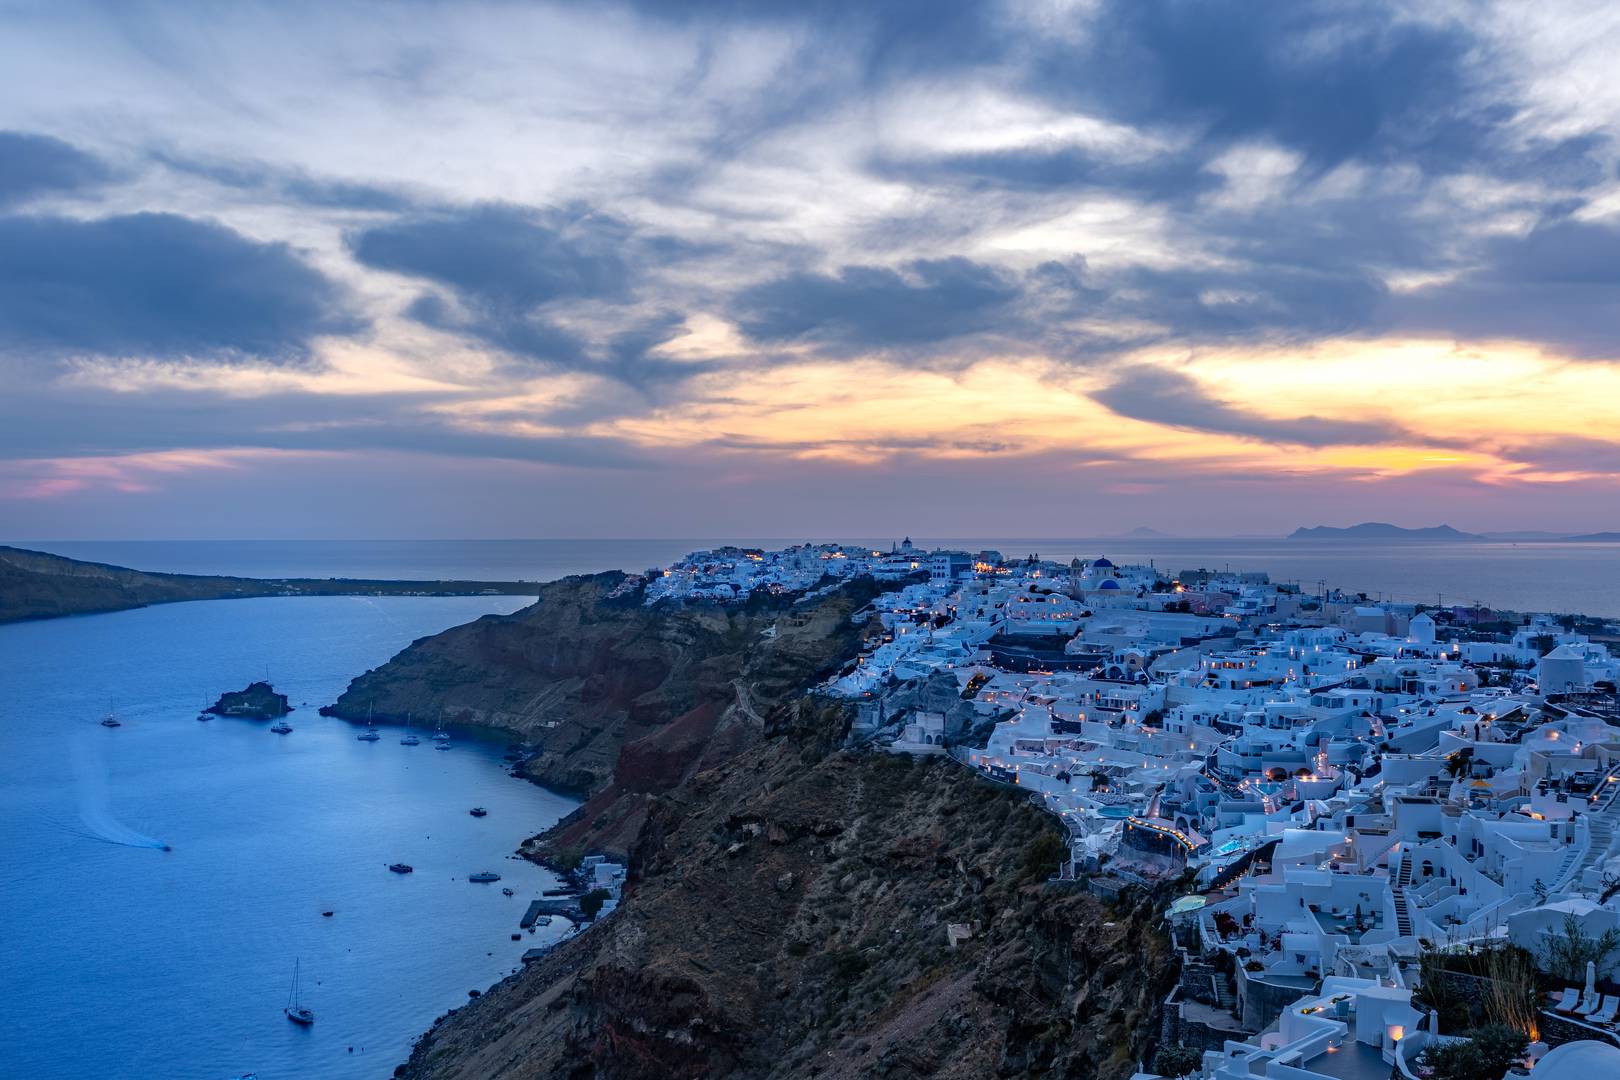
xmin=469 ymin=807 xmax=487 ymax=817
xmin=468 ymin=871 xmax=501 ymax=883
xmin=283 ymin=958 xmax=314 ymax=1025
xmin=270 ymin=720 xmax=292 ymax=734
xmin=388 ymin=863 xmax=413 ymax=874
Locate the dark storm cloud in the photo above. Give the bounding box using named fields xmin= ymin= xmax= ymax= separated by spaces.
xmin=349 ymin=204 xmax=686 ymax=374
xmin=0 ymin=131 xmax=111 ymax=208
xmin=1044 ymin=0 xmax=1503 ymax=175
xmin=731 ymin=257 xmax=1028 ymax=349
xmin=1392 ymin=220 xmax=1620 ymax=358
xmin=0 ymin=212 xmax=357 ymax=361
xmin=1091 ymin=365 xmax=1409 ymax=447
xmin=350 ymin=203 xmax=633 ymax=309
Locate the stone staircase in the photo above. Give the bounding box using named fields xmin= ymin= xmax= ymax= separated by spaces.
xmin=1392 ymin=848 xmax=1414 ymax=936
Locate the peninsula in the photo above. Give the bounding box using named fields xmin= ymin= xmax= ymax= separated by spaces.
xmin=0 ymin=545 xmax=539 ymax=624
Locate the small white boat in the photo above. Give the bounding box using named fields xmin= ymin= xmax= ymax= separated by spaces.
xmin=400 ymin=732 xmax=420 ymax=745
xmin=356 ymin=727 xmax=380 ymax=742
xmin=270 ymin=721 xmax=293 ymax=734
xmin=434 ymin=741 xmax=452 ymax=751
xmin=468 ymin=871 xmax=501 ymax=883
xmin=100 ymin=713 xmax=121 ymax=728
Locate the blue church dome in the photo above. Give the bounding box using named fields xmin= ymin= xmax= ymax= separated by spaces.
xmin=1092 ymin=557 xmax=1114 ymax=568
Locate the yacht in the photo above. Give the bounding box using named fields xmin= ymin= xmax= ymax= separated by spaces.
xmin=270 ymin=720 xmax=293 ymax=734
xmin=356 ymin=727 xmax=380 ymax=742
xmin=434 ymin=740 xmax=452 ymax=751
xmin=283 ymin=958 xmax=314 ymax=1025
xmin=468 ymin=871 xmax=501 ymax=884
xmin=400 ymin=715 xmax=419 ymax=745
xmin=388 ymin=863 xmax=414 ymax=874
xmin=469 ymin=807 xmax=488 ymax=818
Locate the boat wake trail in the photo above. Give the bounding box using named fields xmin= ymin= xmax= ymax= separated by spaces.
xmin=70 ymin=733 xmax=170 ymax=851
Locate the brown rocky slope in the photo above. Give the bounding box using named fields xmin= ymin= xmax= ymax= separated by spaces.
xmin=338 ymin=575 xmax=1174 ymax=1078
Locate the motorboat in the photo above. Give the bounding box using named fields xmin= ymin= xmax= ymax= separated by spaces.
xmin=100 ymin=713 xmax=121 ymax=728
xmin=469 ymin=807 xmax=488 ymax=817
xmin=388 ymin=863 xmax=414 ymax=874
xmin=434 ymin=741 xmax=452 ymax=751
xmin=468 ymin=871 xmax=501 ymax=884
xmin=270 ymin=720 xmax=293 ymax=734
xmin=502 ymin=887 xmax=515 ymax=897
xmin=399 ymin=733 xmax=420 ymax=745
xmin=283 ymin=958 xmax=315 ymax=1025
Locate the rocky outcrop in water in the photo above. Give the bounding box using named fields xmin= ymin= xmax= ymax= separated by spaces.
xmin=208 ymin=681 xmax=290 ymax=719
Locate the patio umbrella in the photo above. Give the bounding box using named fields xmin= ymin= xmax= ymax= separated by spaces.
xmin=1587 ymin=959 xmax=1598 ymax=998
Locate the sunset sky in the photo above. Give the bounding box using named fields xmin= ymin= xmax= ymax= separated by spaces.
xmin=3 ymin=0 xmax=1620 ymax=539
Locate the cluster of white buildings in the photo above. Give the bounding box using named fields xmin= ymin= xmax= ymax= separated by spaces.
xmin=637 ymin=540 xmax=1620 ymax=1077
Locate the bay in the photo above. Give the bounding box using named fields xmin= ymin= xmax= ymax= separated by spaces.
xmin=0 ymin=595 xmax=574 ymax=1080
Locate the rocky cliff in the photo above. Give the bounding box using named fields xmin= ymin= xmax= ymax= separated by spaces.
xmin=326 ymin=573 xmax=882 ymax=855
xmin=347 ymin=575 xmax=1174 ymax=1079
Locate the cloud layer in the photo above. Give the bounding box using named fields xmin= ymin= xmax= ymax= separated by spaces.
xmin=1 ymin=0 xmax=1619 ymax=536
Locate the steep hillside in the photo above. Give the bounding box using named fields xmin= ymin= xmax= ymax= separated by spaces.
xmin=401 ymin=715 xmax=1174 ymax=1080
xmin=326 ymin=574 xmax=882 ymax=853
xmin=341 ymin=575 xmax=1176 ymax=1079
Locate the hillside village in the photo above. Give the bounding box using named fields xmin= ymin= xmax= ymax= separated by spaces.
xmin=624 ymin=539 xmax=1620 ymax=1080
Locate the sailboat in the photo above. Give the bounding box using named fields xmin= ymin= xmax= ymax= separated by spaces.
xmin=284 ymin=958 xmax=314 ymax=1025
xmin=357 ymin=702 xmax=381 ymax=741
xmin=399 ymin=711 xmax=419 ymax=746
xmin=100 ymin=712 xmax=121 ymax=728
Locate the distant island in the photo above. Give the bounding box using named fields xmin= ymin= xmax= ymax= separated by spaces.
xmin=1119 ymin=526 xmax=1173 ymax=538
xmin=1288 ymin=522 xmax=1482 ymax=541
xmin=1287 ymin=523 xmax=1619 ymax=543
xmin=0 ymin=545 xmax=539 ymax=624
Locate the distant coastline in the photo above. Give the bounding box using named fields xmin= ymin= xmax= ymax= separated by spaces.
xmin=0 ymin=545 xmax=539 ymax=625
xmin=1287 ymin=522 xmax=1620 ymax=542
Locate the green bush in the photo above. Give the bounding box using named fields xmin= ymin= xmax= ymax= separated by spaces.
xmin=1153 ymin=1045 xmax=1202 ymax=1077
xmin=1420 ymin=1024 xmax=1527 ymax=1080
xmin=577 ymin=888 xmax=611 ymax=920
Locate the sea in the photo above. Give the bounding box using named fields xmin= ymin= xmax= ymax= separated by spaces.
xmin=0 ymin=594 xmax=575 ymax=1080
xmin=12 ymin=536 xmax=1620 ymax=617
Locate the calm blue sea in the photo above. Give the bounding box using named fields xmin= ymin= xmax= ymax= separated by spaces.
xmin=10 ymin=536 xmax=1620 ymax=616
xmin=0 ymin=595 xmax=576 ymax=1080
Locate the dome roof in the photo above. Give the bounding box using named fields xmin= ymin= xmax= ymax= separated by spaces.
xmin=1098 ymin=579 xmax=1121 ymax=590
xmin=1536 ymin=1041 xmax=1620 ymax=1080
xmin=1092 ymin=557 xmax=1114 ymax=568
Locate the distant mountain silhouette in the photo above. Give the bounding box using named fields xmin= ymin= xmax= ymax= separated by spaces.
xmin=1288 ymin=522 xmax=1483 ymax=541
xmin=1558 ymin=531 xmax=1620 ymax=542
xmin=1120 ymin=526 xmax=1173 ymax=538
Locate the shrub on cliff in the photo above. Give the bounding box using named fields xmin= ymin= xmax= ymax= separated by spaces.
xmin=1419 ymin=1024 xmax=1527 ymax=1080
xmin=1022 ymin=831 xmax=1067 ymax=882
xmin=578 ymin=888 xmax=611 ymax=920
xmin=1153 ymin=1045 xmax=1202 ymax=1077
